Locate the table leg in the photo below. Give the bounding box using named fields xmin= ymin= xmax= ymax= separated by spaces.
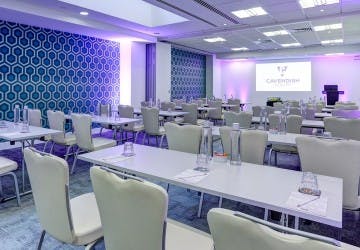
xmin=21 ymin=141 xmax=26 ymax=192
xmin=294 ymin=216 xmax=299 ymax=230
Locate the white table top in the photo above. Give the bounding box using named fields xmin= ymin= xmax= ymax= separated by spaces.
xmin=315 ymin=112 xmax=332 ymax=118
xmin=212 ymin=127 xmax=308 ymax=146
xmin=174 ymin=106 xmax=217 ymax=112
xmin=322 ymin=108 xmax=334 ymax=113
xmin=252 ymin=117 xmax=324 ymax=129
xmin=0 ymin=121 xmax=61 ymax=141
xmin=65 ymin=115 xmax=140 ymax=126
xmin=78 ymin=144 xmax=343 ymax=228
xmin=133 ymin=108 xmax=188 ymax=117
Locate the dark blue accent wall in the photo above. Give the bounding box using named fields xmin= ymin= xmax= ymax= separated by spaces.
xmin=0 ymin=20 xmax=120 ymax=121
xmin=171 ymin=48 xmax=206 ymax=100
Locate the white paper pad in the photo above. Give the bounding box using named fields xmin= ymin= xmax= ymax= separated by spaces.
xmin=285 ymin=191 xmax=328 ymax=217
xmin=175 ymin=169 xmax=209 ymax=183
xmin=102 ymin=155 xmax=133 ymax=164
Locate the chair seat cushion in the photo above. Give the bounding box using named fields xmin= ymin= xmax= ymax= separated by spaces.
xmin=70 ymin=193 xmax=103 ymax=245
xmin=123 ymin=124 xmax=144 ymax=132
xmin=0 ymin=157 xmax=17 ymax=175
xmin=63 ymin=133 xmax=77 ymax=146
xmin=197 ymin=119 xmax=206 ymax=126
xmin=174 ymin=117 xmax=185 ymax=123
xmin=92 ymin=137 xmax=117 ymax=151
xmin=272 ymin=144 xmax=298 ymax=153
xmin=166 ymin=219 xmax=212 ymax=250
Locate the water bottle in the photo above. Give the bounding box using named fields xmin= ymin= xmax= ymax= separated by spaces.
xmin=157 ymin=99 xmax=161 ymax=108
xmin=13 ymin=104 xmax=20 ymax=125
xmin=96 ymin=102 xmax=101 ymax=116
xmin=230 ymin=123 xmax=241 ymax=165
xmin=149 ymin=98 xmax=153 ymax=107
xmin=279 ymin=112 xmax=286 ymax=134
xmin=22 ymin=105 xmax=29 ymax=132
xmin=259 ymin=107 xmax=266 ymax=130
xmin=223 ymin=94 xmax=227 ymax=103
xmin=200 ymin=121 xmax=212 ymax=162
xmin=107 ymin=104 xmax=111 ymax=117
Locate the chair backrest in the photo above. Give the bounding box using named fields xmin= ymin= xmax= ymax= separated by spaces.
xmin=315 ymin=103 xmax=324 ymax=113
xmin=47 ymin=110 xmax=66 ymax=144
xmin=28 ymin=109 xmax=42 ymax=127
xmin=296 ymin=136 xmax=360 ymax=209
xmin=332 ymin=109 xmax=360 ymax=119
xmin=266 ymin=106 xmax=275 ymax=115
xmin=289 ymin=107 xmax=301 ymax=116
xmin=100 ymin=104 xmax=111 ymax=116
xmin=23 ymin=148 xmax=74 ymax=244
xmin=268 ymin=114 xmax=280 ymax=130
xmin=208 ymin=101 xmax=222 ymax=119
xmin=71 ymin=114 xmax=93 ymax=151
xmin=228 ymin=99 xmax=240 ymax=112
xmin=90 ymin=166 xmax=168 ymax=250
xmin=273 ymin=102 xmax=284 ymax=111
xmin=224 ymin=111 xmax=252 ymax=128
xmin=288 ymin=100 xmax=300 ymax=107
xmin=208 ymin=208 xmax=342 ymax=250
xmin=160 ymin=102 xmax=176 ymax=111
xmin=286 ymin=115 xmax=302 ymax=134
xmin=164 ymin=122 xmax=202 ymax=154
xmin=252 ymin=106 xmax=261 ymax=117
xmin=305 ymin=108 xmax=315 ymax=120
xmin=141 ymin=107 xmax=160 ymax=134
xmin=181 ymin=103 xmax=198 ymax=125
xmin=118 ymin=105 xmax=134 ymax=118
xmin=219 ymin=127 xmax=267 ymax=165
xmin=141 ymin=101 xmax=149 ymax=107
xmin=335 ymin=104 xmax=359 ymax=110
xmin=172 ymin=99 xmax=184 ymax=107
xmin=324 ymin=117 xmax=360 ymax=140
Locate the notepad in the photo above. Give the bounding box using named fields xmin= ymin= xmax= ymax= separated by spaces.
xmin=285 ymin=191 xmax=328 ymax=217
xmin=174 ymin=169 xmax=209 ymax=183
xmin=102 ymin=155 xmax=133 ymax=164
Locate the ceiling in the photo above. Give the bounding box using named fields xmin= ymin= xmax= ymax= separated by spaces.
xmin=0 ymin=0 xmax=360 ymax=58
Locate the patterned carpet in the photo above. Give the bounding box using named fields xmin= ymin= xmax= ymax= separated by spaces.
xmin=0 ymin=130 xmax=359 ymax=249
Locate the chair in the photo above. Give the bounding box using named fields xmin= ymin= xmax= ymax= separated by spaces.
xmin=28 ymin=109 xmax=42 ymax=127
xmin=117 ymin=105 xmax=144 ymax=142
xmin=0 ymin=157 xmax=21 ymax=206
xmin=164 ymin=122 xmax=202 ymax=154
xmin=208 ymin=100 xmax=223 ymax=124
xmin=268 ymin=114 xmax=280 ymax=130
xmin=266 ymin=106 xmax=275 ymax=115
xmin=305 ymin=108 xmax=315 ymax=120
xmin=47 ymin=110 xmax=77 ymax=160
xmin=99 ymin=104 xmax=112 ymax=136
xmin=324 ymin=117 xmax=360 ymax=141
xmin=268 ymin=115 xmax=302 ymax=166
xmin=141 ymin=101 xmax=149 ymax=107
xmin=273 ymin=102 xmax=284 ymax=111
xmin=208 ymin=208 xmax=354 ymax=250
xmin=252 ymin=106 xmax=262 ymax=117
xmin=332 ymin=110 xmax=360 ymax=119
xmin=23 ymin=148 xmax=102 ymax=249
xmin=288 ymin=100 xmax=300 ymax=107
xmin=160 ymin=101 xmax=176 ymax=111
xmin=223 ymin=111 xmax=252 ymax=128
xmin=141 ymin=107 xmax=165 ymax=147
xmin=296 ymin=137 xmax=360 ymax=210
xmin=181 ymin=103 xmax=205 ymax=125
xmin=289 ymin=107 xmax=301 ymax=116
xmin=173 ymin=99 xmax=185 ymax=107
xmin=71 ymin=114 xmax=116 ymax=174
xmin=90 ymin=166 xmax=213 ymax=250
xmin=227 ymin=99 xmax=240 ymax=112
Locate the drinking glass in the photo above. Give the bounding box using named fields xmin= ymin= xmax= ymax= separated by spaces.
xmin=194 ymin=154 xmax=209 ymax=172
xmin=122 ymin=142 xmax=135 ymax=157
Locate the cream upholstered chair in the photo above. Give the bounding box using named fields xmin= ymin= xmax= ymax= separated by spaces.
xmin=269 ymin=115 xmax=302 ymax=166
xmin=289 ymin=107 xmax=301 ymax=116
xmin=181 ymin=103 xmax=205 ymax=125
xmin=99 ymin=103 xmax=112 ymax=135
xmin=296 ymin=137 xmax=360 ymax=210
xmin=228 ymin=99 xmax=240 ymax=112
xmin=268 ymin=114 xmax=280 ymax=130
xmin=141 ymin=101 xmax=149 ymax=107
xmin=252 ymin=106 xmax=261 ymax=117
xmin=173 ymin=99 xmax=184 ymax=107
xmin=316 ymin=103 xmax=324 ymax=113
xmin=219 ymin=127 xmax=268 ymax=165
xmin=118 ymin=105 xmax=144 ymax=142
xmin=47 ymin=110 xmax=77 ymax=160
xmin=266 ymin=106 xmax=275 ymax=115
xmin=273 ymin=102 xmax=284 ymax=111
xmin=164 ymin=122 xmax=202 ymax=154
xmin=208 ymin=208 xmax=355 ymax=250
xmin=90 ymin=166 xmax=213 ymax=250
xmin=288 ymin=100 xmax=300 ymax=107
xmin=208 ymin=100 xmax=223 ymax=124
xmin=160 ymin=101 xmax=176 ymax=111
xmin=71 ymin=114 xmax=116 ymax=174
xmin=141 ymin=107 xmax=165 ymax=147
xmin=324 ymin=117 xmax=360 ymax=140
xmin=23 ymin=148 xmax=102 ymax=249
xmin=28 ymin=108 xmax=42 ymax=127
xmin=223 ymin=111 xmax=252 ymax=128
xmin=0 ymin=157 xmax=20 ymax=206
xmin=305 ymin=108 xmax=315 ymax=120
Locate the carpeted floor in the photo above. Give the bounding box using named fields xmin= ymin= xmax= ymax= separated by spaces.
xmin=0 ymin=130 xmax=359 ymax=249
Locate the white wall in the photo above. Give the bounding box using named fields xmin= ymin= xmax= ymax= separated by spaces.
xmin=131 ymin=42 xmax=146 ymax=106
xmin=155 ymin=42 xmax=171 ymax=101
xmin=214 ymin=56 xmax=360 ymax=106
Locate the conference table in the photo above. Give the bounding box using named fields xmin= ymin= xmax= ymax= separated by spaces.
xmin=78 ymin=144 xmax=343 ymax=231
xmin=315 ymin=112 xmax=332 ymax=119
xmin=133 ymin=108 xmax=188 ymax=118
xmin=252 ymin=117 xmax=325 ymax=129
xmin=322 ymin=108 xmax=334 ymax=113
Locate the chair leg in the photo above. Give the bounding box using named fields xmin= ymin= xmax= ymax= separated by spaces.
xmin=142 ymin=134 xmax=147 ymax=145
xmin=71 ymin=148 xmax=80 ymax=174
xmin=159 ymin=135 xmax=165 ymax=148
xmin=197 ymin=192 xmax=204 ymax=218
xmin=155 ymin=136 xmax=158 ymax=146
xmin=99 ymin=127 xmax=103 ymax=136
xmin=37 ymin=230 xmax=46 ymax=250
xmin=166 ymin=183 xmax=170 ymax=192
xmin=42 ymin=140 xmax=50 ymax=152
xmin=49 ymin=142 xmax=55 ymax=154
xmin=218 ymin=197 xmax=223 ymax=208
xmin=134 ymin=131 xmax=140 ymax=143
xmin=9 ymin=172 xmax=21 ymax=207
xmin=0 ymin=178 xmax=3 ymax=197
xmin=64 ymin=145 xmax=72 ymax=161
xmin=268 ymin=148 xmax=273 ymax=166
xmin=275 ymin=151 xmax=278 ymax=166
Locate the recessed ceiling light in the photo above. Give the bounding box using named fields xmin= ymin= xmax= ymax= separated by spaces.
xmin=325 ymin=53 xmax=344 ymax=56
xmin=203 ymin=37 xmax=226 ymax=43
xmin=263 ymin=30 xmax=289 ymax=37
xmin=232 ymin=7 xmax=267 ymax=19
xmin=281 ymin=43 xmax=301 ymax=47
xmin=80 ymin=11 xmax=89 ymax=16
xmin=320 ymin=9 xmax=325 ymax=12
xmin=321 ymin=39 xmax=343 ymax=45
xmin=231 ymin=47 xmax=249 ymax=51
xmin=299 ymin=0 xmax=339 ymax=9
xmin=313 ymin=23 xmax=342 ymax=31
xmin=223 ymin=23 xmax=227 ymax=26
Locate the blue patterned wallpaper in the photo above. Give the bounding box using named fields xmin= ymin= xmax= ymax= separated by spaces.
xmin=0 ymin=20 xmax=120 ymax=121
xmin=171 ymin=48 xmax=206 ymax=100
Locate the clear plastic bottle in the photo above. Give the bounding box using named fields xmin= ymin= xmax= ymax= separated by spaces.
xmin=13 ymin=104 xmax=20 ymax=125
xmin=259 ymin=107 xmax=266 ymax=130
xmin=230 ymin=123 xmax=241 ymax=165
xmin=279 ymin=112 xmax=286 ymax=134
xmin=200 ymin=121 xmax=212 ymax=162
xmin=157 ymin=98 xmax=161 ymax=109
xmin=22 ymin=105 xmax=29 ymax=132
xmin=96 ymin=102 xmax=101 ymax=116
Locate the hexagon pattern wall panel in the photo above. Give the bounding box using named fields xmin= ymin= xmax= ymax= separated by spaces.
xmin=0 ymin=20 xmax=120 ymax=121
xmin=171 ymin=48 xmax=206 ymax=100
